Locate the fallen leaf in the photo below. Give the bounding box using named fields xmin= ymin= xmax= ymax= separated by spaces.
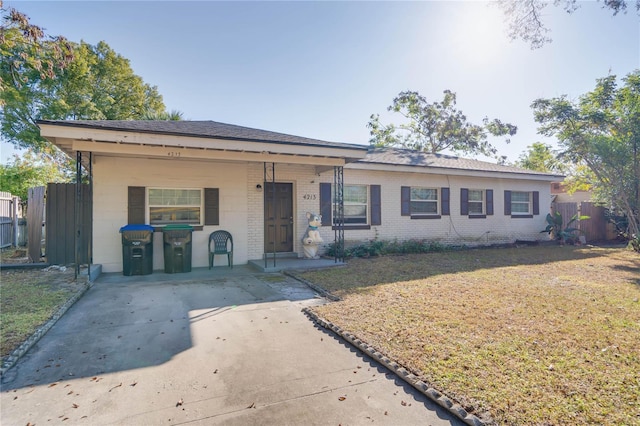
xmin=13 ymin=396 xmax=17 ymax=400
xmin=401 ymin=401 xmax=407 ymax=406
xmin=48 ymin=383 xmax=58 ymax=388
xmin=109 ymin=383 xmax=122 ymax=392
xmin=338 ymin=396 xmax=346 ymax=401
xmin=247 ymin=402 xmax=255 ymax=409
xmin=67 ymin=391 xmax=73 ymax=395
xmin=384 ymin=411 xmax=388 ymax=415
xmin=176 ymin=398 xmax=183 ymax=407
xmin=72 ymin=403 xmax=79 ymax=408
xmin=213 ymin=369 xmax=218 ymax=374
xmin=130 ymin=381 xmax=138 ymax=387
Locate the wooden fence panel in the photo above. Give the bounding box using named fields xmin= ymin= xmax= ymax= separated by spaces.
xmin=0 ymin=191 xmax=13 ymax=248
xmin=46 ymin=183 xmax=91 ymax=265
xmin=580 ymin=202 xmax=607 ymax=242
xmin=552 ymin=202 xmax=578 ymax=224
xmin=27 ymin=186 xmax=45 ymax=262
xmin=552 ymin=201 xmax=608 ymax=242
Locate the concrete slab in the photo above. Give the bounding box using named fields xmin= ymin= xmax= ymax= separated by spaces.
xmin=1 ymin=269 xmax=463 ymax=425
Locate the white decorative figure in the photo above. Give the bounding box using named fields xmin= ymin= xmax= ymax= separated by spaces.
xmin=301 ymin=212 xmax=323 ymax=259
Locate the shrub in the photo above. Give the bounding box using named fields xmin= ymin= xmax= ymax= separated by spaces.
xmin=324 ymin=239 xmax=451 ymax=258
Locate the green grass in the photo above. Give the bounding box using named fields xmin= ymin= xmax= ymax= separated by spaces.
xmin=300 ymin=245 xmax=640 ymax=425
xmin=0 ymin=269 xmax=78 ymax=358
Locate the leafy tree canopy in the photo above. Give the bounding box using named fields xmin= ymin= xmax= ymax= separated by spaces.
xmin=515 ymin=142 xmax=567 ymax=174
xmin=368 ymin=90 xmax=517 ymax=158
xmin=0 ymin=149 xmax=68 ymax=202
xmin=532 ymin=70 xmax=640 ymax=237
xmin=1 ymin=4 xmax=180 ymax=173
xmin=1 ymin=38 xmax=167 ymax=157
xmin=497 ymin=0 xmax=640 ymax=49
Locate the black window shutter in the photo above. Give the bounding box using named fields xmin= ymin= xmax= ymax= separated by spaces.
xmin=460 ymin=188 xmax=469 ymax=216
xmin=128 ymin=186 xmax=145 ymax=224
xmin=504 ymin=190 xmax=512 ymax=215
xmin=486 ymin=189 xmax=494 ymax=215
xmin=319 ymin=183 xmax=332 ymax=226
xmin=441 ymin=187 xmax=450 ymax=215
xmin=371 ymin=185 xmax=381 ymax=225
xmin=533 ymin=191 xmax=540 ymax=215
xmin=401 ymin=186 xmax=411 ymax=216
xmin=204 ymin=188 xmax=219 ymax=225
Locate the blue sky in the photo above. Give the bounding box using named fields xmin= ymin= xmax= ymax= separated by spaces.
xmin=1 ymin=1 xmax=638 ymax=164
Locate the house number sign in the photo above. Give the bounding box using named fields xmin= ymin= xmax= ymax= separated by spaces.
xmin=303 ymin=194 xmax=317 ymax=200
xmin=167 ymin=151 xmax=181 ymax=158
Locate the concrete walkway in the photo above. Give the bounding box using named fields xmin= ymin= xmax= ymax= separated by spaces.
xmin=1 ymin=267 xmax=463 ymax=425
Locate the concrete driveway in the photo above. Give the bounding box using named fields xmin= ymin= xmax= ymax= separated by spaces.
xmin=1 ymin=267 xmax=464 ymax=425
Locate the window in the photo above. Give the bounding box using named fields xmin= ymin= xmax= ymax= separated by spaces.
xmin=402 ymin=186 xmax=449 ymax=218
xmin=504 ymin=190 xmax=539 ymax=217
xmin=511 ymin=191 xmax=531 ymax=215
xmin=320 ymin=183 xmax=380 ymax=228
xmin=468 ymin=189 xmax=484 ymax=215
xmin=411 ymin=187 xmax=438 ymax=215
xmin=148 ymin=188 xmax=202 ymax=225
xmin=336 ymin=185 xmax=368 ymax=224
xmin=461 ymin=188 xmax=493 ymax=217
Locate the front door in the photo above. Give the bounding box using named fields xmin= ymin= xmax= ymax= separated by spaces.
xmin=264 ymin=183 xmax=294 ymax=252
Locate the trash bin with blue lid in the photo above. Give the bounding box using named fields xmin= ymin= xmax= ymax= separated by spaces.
xmin=162 ymin=224 xmax=193 ymax=273
xmin=120 ymin=224 xmax=154 ymax=276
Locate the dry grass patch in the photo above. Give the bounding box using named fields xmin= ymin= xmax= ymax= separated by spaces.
xmin=301 ymin=246 xmax=640 ymax=425
xmin=1 ymin=267 xmax=80 ymax=358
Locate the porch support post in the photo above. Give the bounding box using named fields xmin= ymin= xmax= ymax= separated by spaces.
xmin=75 ymin=151 xmax=82 ymax=279
xmin=333 ymin=166 xmax=344 ymax=263
xmin=263 ymin=162 xmax=277 ymax=269
xmin=88 ymin=152 xmax=93 ymax=266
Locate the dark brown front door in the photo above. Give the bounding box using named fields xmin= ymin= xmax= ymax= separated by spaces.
xmin=264 ymin=183 xmax=293 ymax=252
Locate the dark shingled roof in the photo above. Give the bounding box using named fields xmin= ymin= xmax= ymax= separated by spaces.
xmin=36 ymin=120 xmax=368 ymax=151
xmin=358 ymin=147 xmax=563 ymax=178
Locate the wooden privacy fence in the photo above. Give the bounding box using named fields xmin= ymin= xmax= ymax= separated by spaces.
xmin=552 ymin=202 xmax=608 ymax=242
xmin=27 ymin=186 xmax=46 ymax=261
xmin=46 ymin=183 xmax=91 ymax=265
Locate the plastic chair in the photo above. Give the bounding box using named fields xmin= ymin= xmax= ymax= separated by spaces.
xmin=209 ymin=230 xmax=233 ymax=269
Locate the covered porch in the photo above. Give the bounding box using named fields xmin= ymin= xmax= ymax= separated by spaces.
xmin=37 ymin=120 xmax=368 ymax=277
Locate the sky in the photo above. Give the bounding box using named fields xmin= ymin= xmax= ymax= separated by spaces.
xmin=1 ymin=0 xmax=639 ymax=165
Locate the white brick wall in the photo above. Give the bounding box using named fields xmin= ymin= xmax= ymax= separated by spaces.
xmin=93 ymin=156 xmax=249 ymax=272
xmin=93 ymin=156 xmax=553 ymax=272
xmin=315 ymin=168 xmax=552 ymax=249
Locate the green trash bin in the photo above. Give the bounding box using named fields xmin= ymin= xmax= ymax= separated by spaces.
xmin=162 ymin=224 xmax=193 ymax=273
xmin=120 ymin=224 xmax=154 ymax=276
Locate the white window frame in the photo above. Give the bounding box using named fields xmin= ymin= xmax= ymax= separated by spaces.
xmin=410 ymin=187 xmax=439 ymax=216
xmin=334 ymin=184 xmax=369 ymax=225
xmin=511 ymin=191 xmax=532 ymax=216
xmin=468 ymin=189 xmax=485 ymax=215
xmin=147 ymin=187 xmax=203 ymax=226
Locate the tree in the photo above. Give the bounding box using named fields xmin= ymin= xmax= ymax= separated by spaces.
xmin=1 ymin=39 xmax=167 ymax=158
xmin=515 ymin=142 xmax=567 ymax=174
xmin=532 ymin=70 xmax=640 ymax=237
xmin=368 ymin=90 xmax=517 ymax=158
xmin=140 ymin=109 xmax=184 ymax=121
xmin=497 ymin=0 xmax=640 ymax=49
xmin=0 ymin=0 xmax=73 ymax=157
xmin=0 ymin=149 xmax=68 ymax=202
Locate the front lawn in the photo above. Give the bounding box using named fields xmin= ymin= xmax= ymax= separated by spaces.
xmin=299 ymin=245 xmax=640 ymax=425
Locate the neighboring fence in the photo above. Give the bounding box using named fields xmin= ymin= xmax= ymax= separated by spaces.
xmin=552 ymin=201 xmax=608 ymax=242
xmin=46 ymin=183 xmax=91 ymax=265
xmin=0 ymin=191 xmax=14 ymax=248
